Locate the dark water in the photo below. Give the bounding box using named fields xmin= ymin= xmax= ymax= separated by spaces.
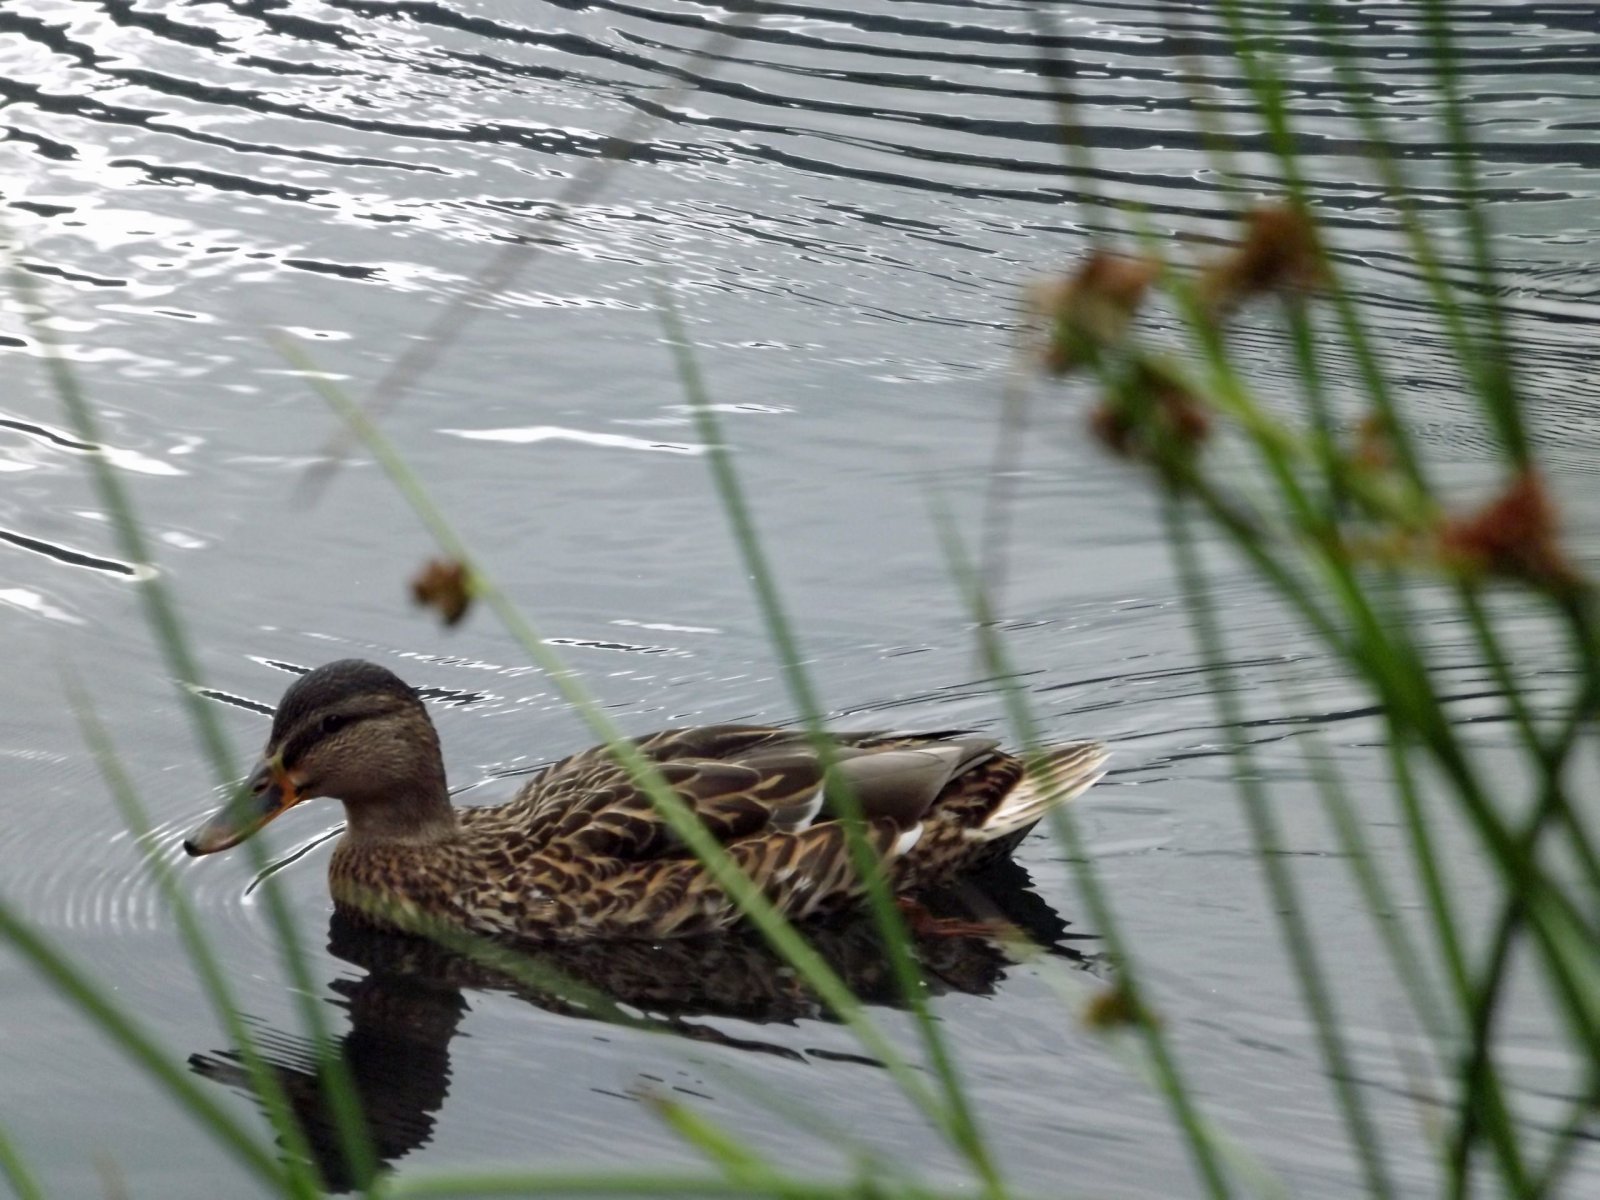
xmin=3 ymin=2 xmax=1598 ymax=1195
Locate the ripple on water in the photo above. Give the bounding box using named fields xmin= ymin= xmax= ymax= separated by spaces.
xmin=4 ymin=1 xmax=1599 ymax=1195
xmin=7 ymin=793 xmax=334 ymax=969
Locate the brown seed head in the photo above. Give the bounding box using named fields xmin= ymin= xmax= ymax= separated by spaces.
xmin=1089 ymin=361 xmax=1210 ymax=465
xmin=410 ymin=557 xmax=474 ymax=626
xmin=1199 ymin=204 xmax=1328 ymax=319
xmin=1087 ymin=402 xmax=1136 ymax=457
xmin=1352 ymin=411 xmax=1397 ymax=473
xmin=1083 ymin=983 xmax=1158 ymax=1031
xmin=1436 ymin=470 xmax=1583 ymax=594
xmin=1029 ymin=251 xmax=1159 ymax=375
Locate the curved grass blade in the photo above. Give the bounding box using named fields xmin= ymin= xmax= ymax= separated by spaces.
xmin=929 ymin=497 xmax=1235 ymax=1200
xmin=284 ymin=341 xmax=968 ymax=1156
xmin=0 ymin=900 xmax=289 ymax=1188
xmin=7 ymin=257 xmax=379 ymax=1194
xmin=0 ymin=1124 xmax=44 ymax=1200
xmin=650 ymin=274 xmax=1002 ymax=1193
xmin=65 ymin=676 xmax=324 ymax=1199
xmin=1167 ymin=497 xmax=1397 ymax=1200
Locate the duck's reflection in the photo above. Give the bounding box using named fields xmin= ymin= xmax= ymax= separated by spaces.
xmin=190 ymin=860 xmax=1084 ymax=1192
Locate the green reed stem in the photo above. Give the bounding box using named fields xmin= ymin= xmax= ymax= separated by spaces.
xmin=650 ymin=1095 xmax=791 ymax=1181
xmin=1166 ymin=499 xmax=1397 ymax=1200
xmin=1455 ymin=674 xmax=1600 ymax=1187
xmin=1167 ymin=440 xmax=1541 ymax=1192
xmin=1449 ymin=904 xmax=1529 ymax=1197
xmin=0 ymin=1124 xmax=44 ymax=1200
xmin=292 ymin=348 xmax=965 ymax=1149
xmin=1066 ymin=6 xmax=1594 ymax=1194
xmin=1387 ymin=723 xmax=1531 ymax=1192
xmin=1119 ymin=327 xmax=1600 ymax=1107
xmin=1093 ymin=310 xmax=1568 ymax=1191
xmin=1291 ymin=0 xmax=1551 ymax=501
xmin=1231 ymin=0 xmax=1509 ymax=470
xmin=1281 ymin=301 xmax=1348 ymax=523
xmin=1186 ymin=440 xmax=1581 ymax=986
xmin=378 ymin=1166 xmax=989 ymax=1200
xmin=0 ymin=901 xmax=288 ymax=1188
xmin=650 ymin=276 xmax=1002 ymax=1195
xmin=1281 ymin=224 xmax=1566 ymax=1193
xmin=1549 ymin=604 xmax=1600 ymax=876
xmin=10 ymin=262 xmax=378 ymax=1193
xmin=1025 ymin=4 xmax=1112 ymax=241
xmin=241 ymin=851 xmax=378 ymax=1192
xmin=1287 ymin=693 xmax=1454 ymax=1051
xmin=1458 ymin=594 xmax=1600 ymax=887
xmin=1417 ymin=0 xmax=1527 ymax=466
xmin=65 ymin=680 xmax=323 ymax=1199
xmin=1528 ymin=1078 xmax=1599 ymax=1200
xmin=1159 ymin=0 xmax=1433 ymax=509
xmin=931 ymin=500 xmax=1235 ymax=1200
xmin=984 ymin=2 xmax=1116 ymax=607
xmin=689 ymin=1057 xmax=877 ymax=1167
xmin=1314 ymin=562 xmax=1584 ymax=1191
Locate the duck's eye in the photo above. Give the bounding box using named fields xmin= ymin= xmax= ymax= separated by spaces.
xmin=319 ymin=713 xmax=351 ymax=737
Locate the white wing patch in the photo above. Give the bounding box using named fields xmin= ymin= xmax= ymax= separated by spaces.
xmin=891 ymin=822 xmax=924 ymax=857
xmin=774 ymin=784 xmax=826 ymax=833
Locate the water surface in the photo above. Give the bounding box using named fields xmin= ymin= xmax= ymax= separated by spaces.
xmin=3 ymin=2 xmax=1598 ymax=1196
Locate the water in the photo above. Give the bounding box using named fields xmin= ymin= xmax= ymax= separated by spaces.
xmin=2 ymin=1 xmax=1598 ymax=1195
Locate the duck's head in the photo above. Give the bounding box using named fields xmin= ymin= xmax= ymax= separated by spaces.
xmin=184 ymin=659 xmax=451 ymax=857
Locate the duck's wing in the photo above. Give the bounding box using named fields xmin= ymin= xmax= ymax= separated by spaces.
xmin=516 ymin=726 xmax=1000 ymax=864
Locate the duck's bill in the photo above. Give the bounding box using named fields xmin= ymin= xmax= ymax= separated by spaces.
xmin=183 ymin=758 xmax=302 ymax=856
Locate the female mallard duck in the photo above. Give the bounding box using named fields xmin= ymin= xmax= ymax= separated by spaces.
xmin=185 ymin=659 xmax=1108 ymax=941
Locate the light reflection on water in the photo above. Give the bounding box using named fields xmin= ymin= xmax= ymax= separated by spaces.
xmin=2 ymin=1 xmax=1598 ymax=1196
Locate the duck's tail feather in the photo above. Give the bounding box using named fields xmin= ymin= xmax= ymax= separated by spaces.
xmin=976 ymin=741 xmax=1109 ymax=840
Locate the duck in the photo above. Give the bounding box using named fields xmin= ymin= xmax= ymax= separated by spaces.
xmin=184 ymin=659 xmax=1108 ymax=941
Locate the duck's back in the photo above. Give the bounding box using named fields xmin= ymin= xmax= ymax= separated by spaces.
xmin=391 ymin=727 xmax=1109 ymax=940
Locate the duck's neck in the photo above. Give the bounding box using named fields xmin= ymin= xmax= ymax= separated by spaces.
xmin=341 ymin=775 xmax=459 ymax=845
